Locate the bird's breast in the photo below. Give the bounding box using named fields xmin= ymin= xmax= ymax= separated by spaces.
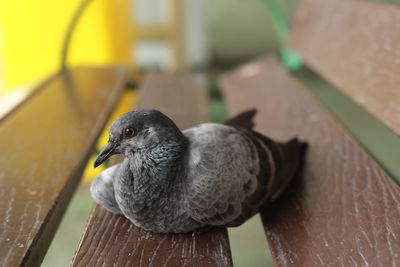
xmin=113 ymin=164 xmax=196 ymax=233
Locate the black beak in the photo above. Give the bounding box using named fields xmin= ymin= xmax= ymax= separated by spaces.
xmin=94 ymin=142 xmax=117 ymax=168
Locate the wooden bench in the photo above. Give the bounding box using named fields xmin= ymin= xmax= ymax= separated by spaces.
xmin=221 ymin=56 xmax=399 ymax=266
xmin=1 ymin=0 xmax=400 ymax=266
xmin=0 ymin=68 xmax=128 ymax=266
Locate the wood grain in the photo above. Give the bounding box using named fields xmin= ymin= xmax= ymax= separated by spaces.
xmin=72 ymin=73 xmax=233 ymax=267
xmin=289 ymin=0 xmax=400 ymax=136
xmin=0 ymin=67 xmax=127 ymax=267
xmin=73 ymin=205 xmax=232 ymax=267
xmin=220 ymin=57 xmax=400 ymax=266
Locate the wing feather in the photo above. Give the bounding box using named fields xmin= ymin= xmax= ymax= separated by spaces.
xmin=183 ymin=115 xmax=306 ymax=227
xmin=184 ymin=123 xmax=260 ymax=225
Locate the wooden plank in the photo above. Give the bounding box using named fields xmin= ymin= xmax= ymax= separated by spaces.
xmin=0 ymin=68 xmax=128 ymax=266
xmin=220 ymin=57 xmax=400 ymax=266
xmin=136 ymin=73 xmax=209 ymax=129
xmin=72 ymin=73 xmax=233 ymax=267
xmin=288 ymin=0 xmax=400 ymax=136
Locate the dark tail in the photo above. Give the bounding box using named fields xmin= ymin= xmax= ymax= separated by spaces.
xmin=270 ymin=138 xmax=308 ymax=201
xmin=224 ymin=109 xmax=257 ymax=130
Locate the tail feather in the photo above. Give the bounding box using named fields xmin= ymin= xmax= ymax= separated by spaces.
xmin=224 ymin=109 xmax=257 ymax=130
xmin=270 ymin=138 xmax=307 ymax=201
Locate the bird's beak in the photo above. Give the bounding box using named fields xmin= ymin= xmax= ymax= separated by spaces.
xmin=94 ymin=141 xmax=117 ymax=168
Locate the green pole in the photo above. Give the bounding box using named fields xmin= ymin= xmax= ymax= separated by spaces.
xmin=260 ymin=0 xmax=303 ymax=71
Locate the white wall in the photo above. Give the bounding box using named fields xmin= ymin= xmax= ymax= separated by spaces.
xmin=184 ymin=0 xmax=209 ymax=69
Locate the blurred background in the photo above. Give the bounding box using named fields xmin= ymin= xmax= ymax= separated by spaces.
xmin=0 ymin=0 xmax=298 ymax=266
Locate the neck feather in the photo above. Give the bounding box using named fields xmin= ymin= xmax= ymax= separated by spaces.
xmin=128 ymin=139 xmax=188 ymax=197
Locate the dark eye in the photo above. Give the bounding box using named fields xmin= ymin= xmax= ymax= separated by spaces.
xmin=124 ymin=127 xmax=136 ymax=137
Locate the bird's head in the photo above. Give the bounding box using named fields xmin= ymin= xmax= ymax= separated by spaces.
xmin=94 ymin=109 xmax=184 ymax=168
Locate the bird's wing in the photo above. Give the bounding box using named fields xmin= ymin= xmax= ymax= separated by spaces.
xmin=183 ymin=123 xmax=262 ymax=226
xmin=183 ymin=122 xmax=306 ymax=227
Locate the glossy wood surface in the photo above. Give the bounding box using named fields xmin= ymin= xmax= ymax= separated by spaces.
xmin=289 ymin=0 xmax=400 ymax=136
xmin=72 ymin=73 xmax=233 ymax=267
xmin=0 ymin=68 xmax=127 ymax=266
xmin=220 ymin=57 xmax=400 ymax=266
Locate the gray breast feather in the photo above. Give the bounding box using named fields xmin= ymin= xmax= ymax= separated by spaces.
xmin=183 ymin=123 xmax=259 ymax=225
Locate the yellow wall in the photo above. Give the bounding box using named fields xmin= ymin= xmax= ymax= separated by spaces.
xmin=0 ymin=0 xmax=135 ymax=92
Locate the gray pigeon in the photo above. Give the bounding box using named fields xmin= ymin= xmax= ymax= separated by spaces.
xmin=91 ymin=109 xmax=306 ymax=234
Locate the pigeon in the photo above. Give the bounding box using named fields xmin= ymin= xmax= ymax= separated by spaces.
xmin=91 ymin=109 xmax=306 ymax=234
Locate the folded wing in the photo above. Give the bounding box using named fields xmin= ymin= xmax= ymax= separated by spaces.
xmin=184 ymin=111 xmax=305 ymax=227
xmin=184 ymin=123 xmax=268 ymax=226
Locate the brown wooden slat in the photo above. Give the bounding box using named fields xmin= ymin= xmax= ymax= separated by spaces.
xmin=137 ymin=73 xmax=209 ymax=129
xmin=0 ymin=68 xmax=127 ymax=267
xmin=72 ymin=73 xmax=233 ymax=267
xmin=220 ymin=57 xmax=400 ymax=266
xmin=288 ymin=0 xmax=400 ymax=136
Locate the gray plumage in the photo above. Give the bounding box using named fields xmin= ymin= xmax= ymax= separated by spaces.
xmin=91 ymin=109 xmax=306 ymax=233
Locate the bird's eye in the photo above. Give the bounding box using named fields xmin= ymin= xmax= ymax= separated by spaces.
xmin=124 ymin=127 xmax=136 ymax=137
